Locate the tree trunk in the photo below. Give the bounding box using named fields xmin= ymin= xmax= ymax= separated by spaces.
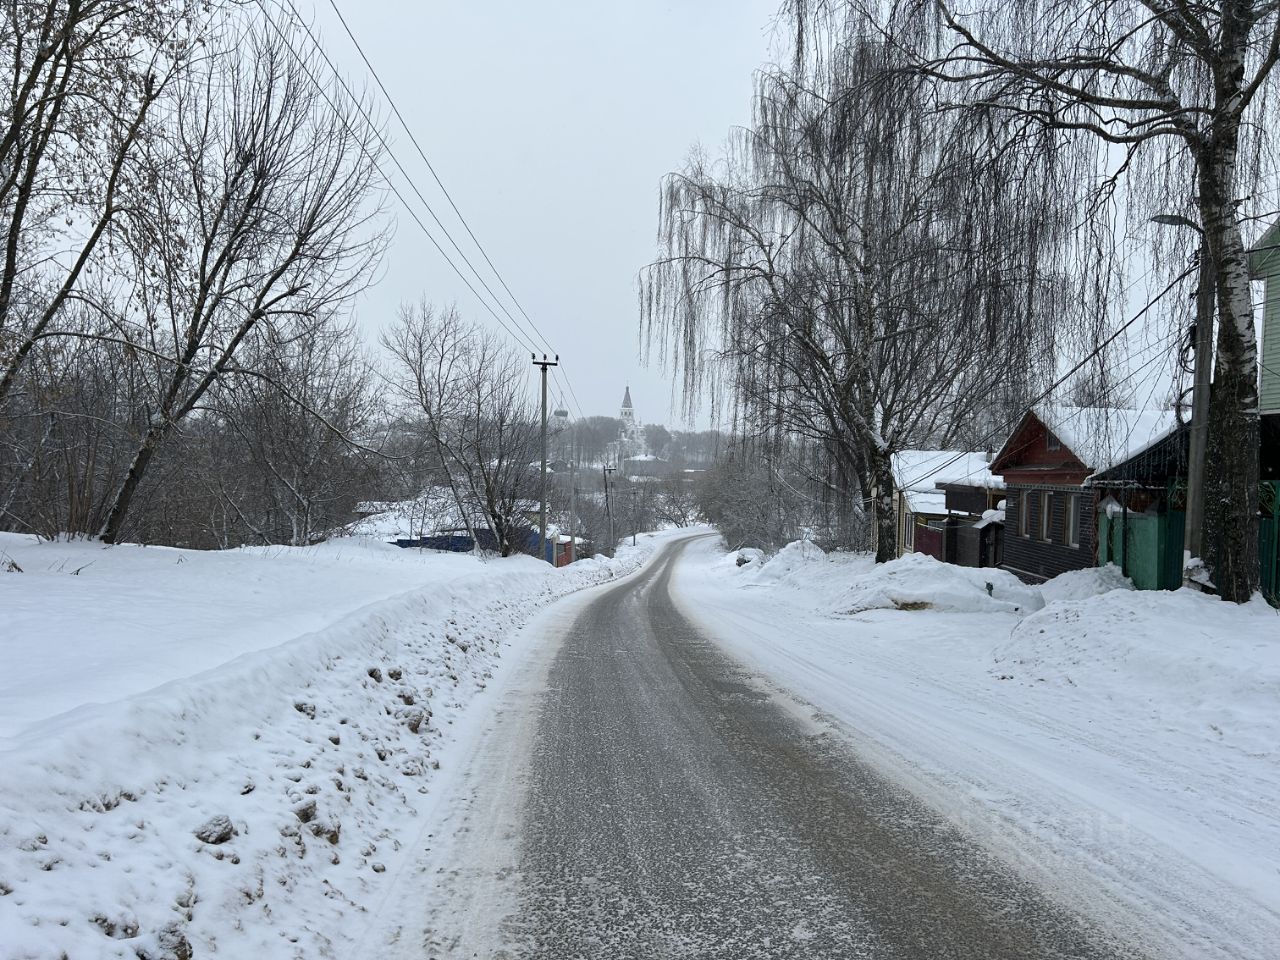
xmin=1199 ymin=109 xmax=1261 ymax=601
xmin=869 ymin=446 xmax=897 ymax=563
xmin=100 ymin=423 xmax=168 ymax=544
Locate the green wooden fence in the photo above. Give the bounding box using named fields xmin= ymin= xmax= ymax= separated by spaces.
xmin=1263 ymin=482 xmax=1280 ymax=606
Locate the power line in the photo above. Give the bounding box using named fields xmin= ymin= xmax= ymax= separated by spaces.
xmin=254 ymin=0 xmax=540 ymax=357
xmin=552 ymin=363 xmax=588 ymax=420
xmin=275 ymin=1 xmax=599 ymax=421
xmin=322 ymin=0 xmax=557 ymax=356
xmin=895 ymin=262 xmax=1198 ymax=495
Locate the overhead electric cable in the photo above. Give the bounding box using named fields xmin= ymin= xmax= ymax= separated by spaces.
xmin=270 ymin=0 xmax=540 ymax=355
xmin=896 ymin=262 xmax=1198 ymax=494
xmin=255 ymin=0 xmax=540 ymax=356
xmin=324 ymin=0 xmax=557 ymax=355
xmin=284 ymin=0 xmax=597 ymax=421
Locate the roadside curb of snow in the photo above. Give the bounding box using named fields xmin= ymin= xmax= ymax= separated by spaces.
xmin=0 ymin=538 xmax=662 ymax=960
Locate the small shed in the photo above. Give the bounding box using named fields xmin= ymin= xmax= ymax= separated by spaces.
xmin=878 ymin=450 xmax=1005 ymax=561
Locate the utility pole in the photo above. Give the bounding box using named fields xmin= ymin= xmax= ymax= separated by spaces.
xmin=1185 ymin=244 xmax=1215 ymax=573
xmin=631 ymin=489 xmax=638 ymax=546
xmin=1151 ymin=215 xmax=1214 ymax=580
xmin=568 ymin=460 xmax=577 ymax=564
xmin=532 ymin=354 xmax=559 ymax=564
xmin=603 ymin=465 xmax=616 ymax=556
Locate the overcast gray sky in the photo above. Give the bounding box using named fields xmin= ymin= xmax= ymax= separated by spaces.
xmin=300 ymin=0 xmax=783 ymax=427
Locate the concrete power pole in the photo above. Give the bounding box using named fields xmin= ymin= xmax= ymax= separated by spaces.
xmin=568 ymin=460 xmax=577 ymax=564
xmin=603 ymin=465 xmax=616 ymax=556
xmin=1184 ymin=245 xmax=1215 ymax=573
xmin=533 ymin=354 xmax=559 ymax=564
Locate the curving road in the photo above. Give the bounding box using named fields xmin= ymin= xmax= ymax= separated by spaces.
xmin=413 ymin=536 xmax=1144 ymax=959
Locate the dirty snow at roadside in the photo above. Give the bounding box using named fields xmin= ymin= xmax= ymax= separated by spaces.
xmin=0 ymin=529 xmax=667 ymax=959
xmin=677 ymin=538 xmax=1280 ymax=960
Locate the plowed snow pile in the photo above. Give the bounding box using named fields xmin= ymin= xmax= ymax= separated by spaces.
xmin=0 ymin=530 xmax=667 ymax=959
xmin=996 ymin=586 xmax=1280 ymax=761
xmin=674 ymin=537 xmax=1280 ymax=960
xmin=832 ymin=552 xmax=1042 ymax=615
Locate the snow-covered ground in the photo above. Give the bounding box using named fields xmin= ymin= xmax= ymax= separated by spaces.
xmin=0 ymin=529 xmax=674 ymax=959
xmin=674 ymin=539 xmax=1280 ymax=960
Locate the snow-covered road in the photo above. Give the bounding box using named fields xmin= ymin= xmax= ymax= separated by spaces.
xmin=380 ymin=536 xmax=1148 ymax=958
xmin=671 ymin=537 xmax=1280 ymax=960
xmin=8 ymin=527 xmax=1271 ymax=958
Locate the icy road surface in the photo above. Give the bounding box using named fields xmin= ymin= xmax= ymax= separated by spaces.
xmin=387 ymin=537 xmax=1143 ymax=959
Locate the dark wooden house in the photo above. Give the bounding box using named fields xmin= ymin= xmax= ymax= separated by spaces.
xmin=991 ymin=405 xmax=1177 ymax=583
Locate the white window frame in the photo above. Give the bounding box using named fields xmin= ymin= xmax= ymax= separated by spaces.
xmin=1067 ymin=494 xmax=1081 ymax=548
xmin=1040 ymin=491 xmax=1053 ymax=542
xmin=1047 ymin=433 xmax=1061 ymax=452
xmin=1018 ymin=490 xmax=1029 ymax=537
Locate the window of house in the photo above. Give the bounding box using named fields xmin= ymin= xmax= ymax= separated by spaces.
xmin=1040 ymin=491 xmax=1053 ymax=542
xmin=1018 ymin=491 xmax=1029 ymax=537
xmin=903 ymin=512 xmax=914 ymax=551
xmin=1047 ymin=433 xmax=1061 ymax=451
xmin=1068 ymin=494 xmax=1081 ymax=548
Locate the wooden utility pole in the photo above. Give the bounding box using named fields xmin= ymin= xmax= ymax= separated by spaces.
xmin=533 ymin=354 xmax=559 ymax=564
xmin=631 ymin=489 xmax=639 ymax=546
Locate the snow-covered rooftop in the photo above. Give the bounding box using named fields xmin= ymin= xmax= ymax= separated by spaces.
xmin=891 ymin=450 xmax=1005 ymax=494
xmin=1033 ymin=404 xmax=1179 ymax=473
xmin=903 ymin=489 xmax=949 ymax=515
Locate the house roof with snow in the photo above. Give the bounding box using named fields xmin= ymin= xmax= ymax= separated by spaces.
xmin=1033 ymin=404 xmax=1179 ymax=474
xmin=891 ymin=449 xmax=1003 ymax=514
xmin=990 ymin=405 xmax=1180 ymax=480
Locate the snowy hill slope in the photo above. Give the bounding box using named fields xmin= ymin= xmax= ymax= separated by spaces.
xmin=679 ymin=540 xmax=1280 ymax=960
xmin=0 ymin=531 xmax=664 ymax=959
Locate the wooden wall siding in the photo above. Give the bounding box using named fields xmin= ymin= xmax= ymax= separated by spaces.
xmin=1262 ymin=270 xmax=1280 ymax=414
xmin=993 ymin=414 xmax=1093 ymax=484
xmin=1002 ymin=484 xmax=1096 ymax=583
xmin=942 ymin=486 xmax=990 ymax=515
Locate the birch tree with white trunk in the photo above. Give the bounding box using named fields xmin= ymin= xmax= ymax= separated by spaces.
xmin=880 ymin=0 xmax=1280 ymax=598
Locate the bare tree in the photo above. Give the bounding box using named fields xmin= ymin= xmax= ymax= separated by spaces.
xmin=383 ymin=302 xmax=539 ymax=557
xmin=643 ymin=34 xmax=1069 ymax=558
xmin=212 ymin=317 xmax=380 ymax=546
xmin=653 ymin=474 xmax=703 ymax=527
xmin=877 ymin=0 xmax=1280 ymax=598
xmin=94 ymin=20 xmax=385 ymax=543
xmin=0 ymin=0 xmax=202 ymax=406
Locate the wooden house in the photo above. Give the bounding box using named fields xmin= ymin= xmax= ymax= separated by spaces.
xmin=877 ymin=450 xmax=1005 ymax=562
xmin=1086 ymin=424 xmax=1190 ymax=590
xmin=991 ymin=405 xmax=1177 ymax=583
xmin=1244 ymin=226 xmax=1280 ymax=599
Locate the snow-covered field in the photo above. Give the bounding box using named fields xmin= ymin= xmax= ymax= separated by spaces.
xmin=0 ymin=529 xmax=670 ymax=959
xmin=674 ymin=539 xmax=1280 ymax=960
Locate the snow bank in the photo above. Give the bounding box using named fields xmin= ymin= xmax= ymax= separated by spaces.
xmin=682 ymin=538 xmax=1280 ymax=958
xmin=995 ymin=588 xmax=1280 ymax=757
xmin=833 ymin=552 xmax=1042 ymax=615
xmin=746 ymin=538 xmax=827 ymax=584
xmin=1038 ymin=563 xmax=1134 ymax=605
xmin=732 ymin=540 xmax=1127 ymax=616
xmin=730 ymin=540 xmax=874 ymax=602
xmin=0 ymin=531 xmax=665 ymax=959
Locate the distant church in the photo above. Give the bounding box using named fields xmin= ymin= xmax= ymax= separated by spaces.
xmin=612 ymin=386 xmax=645 ymax=464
